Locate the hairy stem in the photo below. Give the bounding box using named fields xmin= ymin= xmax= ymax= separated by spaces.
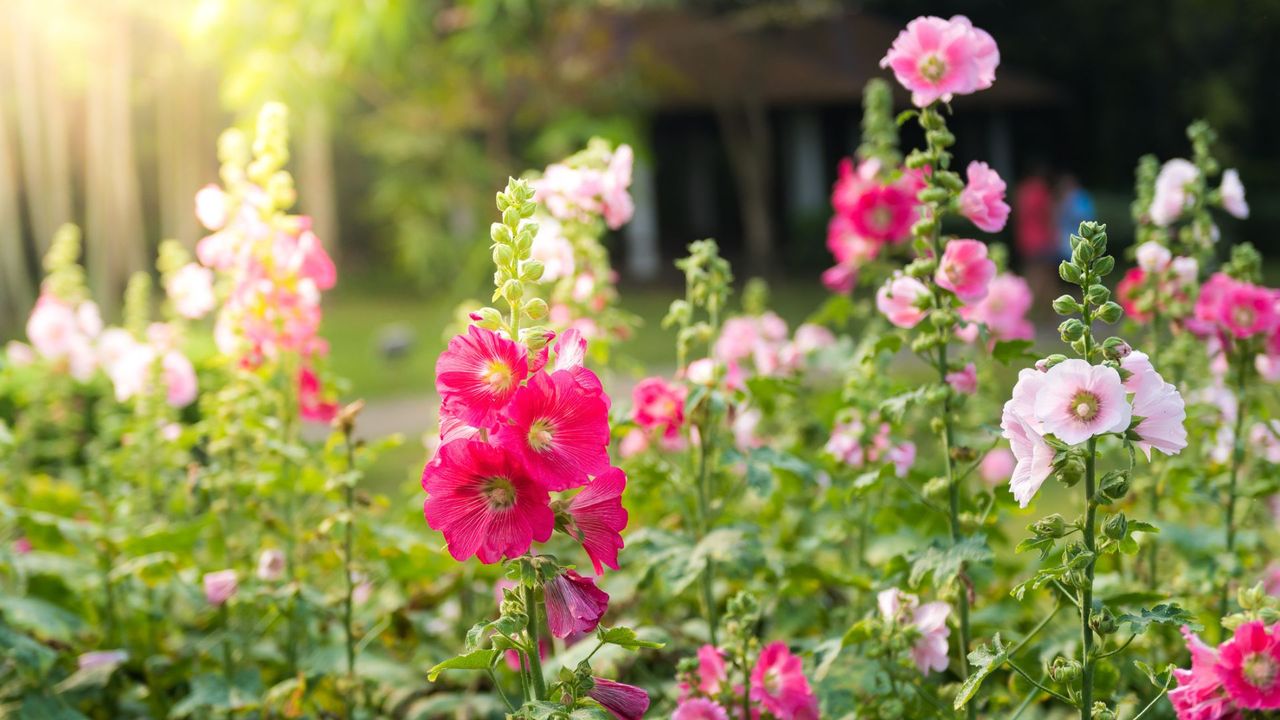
xmin=1080 ymin=438 xmax=1098 ymax=720
xmin=1219 ymin=348 xmax=1249 ymax=619
xmin=523 ymin=581 xmax=547 ymax=701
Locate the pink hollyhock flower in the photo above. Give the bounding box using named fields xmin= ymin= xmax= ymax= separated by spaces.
xmin=203 ymin=569 xmax=238 ymax=605
xmin=1033 ymin=360 xmax=1132 ymax=445
xmin=1170 ymin=627 xmax=1238 ymax=720
xmin=888 ymin=441 xmax=916 ymax=477
xmin=1220 ymin=281 xmax=1278 ymax=339
xmin=958 ymin=161 xmax=1009 ymax=232
xmin=880 ymin=15 xmax=999 ymax=107
xmin=1220 ymin=169 xmax=1249 ymax=219
xmin=1135 ymin=241 xmax=1172 ymax=273
xmin=421 ymin=440 xmax=554 ymax=564
xmin=543 ymin=569 xmax=609 ymax=639
xmin=831 ymin=157 xmax=879 ymax=216
xmin=26 ymin=295 xmax=80 ymax=360
xmin=1116 ymin=267 xmax=1150 ymax=323
xmin=435 ymin=325 xmax=529 ymax=427
xmin=1215 ymin=621 xmax=1280 ymax=710
xmin=77 ymin=302 xmax=103 ymax=337
xmin=618 ymin=428 xmax=650 ymax=458
xmin=257 ymin=548 xmax=285 ymax=582
xmin=1121 ymin=351 xmax=1187 ymax=459
xmin=195 ymin=184 xmax=229 ymax=231
xmin=631 ymin=377 xmax=686 ymax=438
xmin=13 ymin=536 xmax=32 ymax=554
xmin=602 ymin=144 xmax=635 ymax=230
xmin=299 ymin=367 xmax=338 ymax=423
xmin=910 ymin=600 xmax=952 ymax=675
xmin=167 ymin=263 xmax=217 ymax=319
xmin=566 ymin=466 xmax=629 ymax=574
xmin=793 ymin=324 xmax=836 ymax=354
xmin=1190 ymin=273 xmax=1238 ymax=336
xmin=5 ymin=341 xmax=35 ymax=367
xmin=694 ymin=644 xmax=730 ymax=695
xmin=673 ymin=698 xmax=730 ymax=720
xmin=588 ymin=677 xmax=649 ymax=720
xmin=958 ymin=272 xmax=1034 ymax=341
xmin=848 ymin=183 xmax=918 ymax=244
xmin=936 ymin=239 xmax=996 ymax=302
xmin=822 ymin=263 xmax=857 ymax=293
xmin=161 ymin=351 xmax=198 ymax=408
xmin=496 ymin=369 xmax=611 ymax=491
xmin=77 ymin=650 xmax=128 ymax=671
xmin=1150 ymin=158 xmax=1199 ymax=227
xmin=946 ymin=362 xmax=978 ymax=395
xmin=750 ymin=642 xmax=819 ymax=720
xmin=530 ymin=218 xmax=576 ymax=282
xmin=715 ymin=317 xmax=760 ymax=363
xmin=825 ymin=418 xmax=867 ymax=467
xmin=1264 ymin=562 xmax=1280 ymax=596
xmin=979 ymin=447 xmax=1016 ymax=485
xmin=876 ymin=273 xmax=930 ymax=328
xmin=1172 ymin=256 xmax=1199 ymax=286
xmin=1002 ymin=369 xmax=1055 ymax=507
xmin=552 ymin=328 xmax=605 ymax=399
xmin=285 ymin=230 xmax=337 ymax=292
xmin=196 ymin=231 xmax=240 ymax=271
xmin=732 ymin=407 xmax=764 ymax=451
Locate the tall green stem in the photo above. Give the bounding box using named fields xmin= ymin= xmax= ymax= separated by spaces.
xmin=937 ymin=340 xmax=973 ymax=712
xmin=1219 ymin=349 xmax=1249 ymax=619
xmin=695 ymin=412 xmax=719 ymax=647
xmin=341 ymin=428 xmax=358 ymax=719
xmin=1145 ymin=300 xmax=1161 ymax=587
xmin=522 ymin=581 xmax=547 ymax=701
xmin=1079 ymin=437 xmax=1098 ymax=720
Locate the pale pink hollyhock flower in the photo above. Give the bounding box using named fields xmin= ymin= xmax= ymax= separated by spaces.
xmin=1033 ymin=360 xmax=1132 ymax=445
xmin=256 ymin=549 xmax=285 ymax=581
xmin=1220 ymin=168 xmax=1249 ymax=219
xmin=4 ymin=341 xmax=35 ymax=367
xmin=66 ymin=336 xmax=98 ymax=382
xmin=618 ymin=428 xmax=650 ymax=459
xmin=351 ymin=573 xmax=373 ymax=605
xmin=76 ymin=301 xmax=103 ymax=338
xmin=1169 ymin=626 xmax=1236 ymax=719
xmin=1215 ymin=620 xmax=1280 ymax=710
xmin=672 ymin=698 xmax=730 ymax=720
xmin=1257 ymin=354 xmax=1280 ymax=383
xmin=167 ymin=263 xmax=217 ymax=320
xmin=588 ymin=677 xmax=649 ymax=720
xmin=26 ymin=295 xmax=79 ymax=359
xmin=750 ymin=642 xmax=819 ymax=720
xmin=161 ymin=351 xmax=198 ymax=408
xmin=107 ymin=344 xmax=154 ymax=403
xmin=1001 ymin=369 xmax=1055 ymax=507
xmin=979 ymin=447 xmax=1016 ymax=485
xmin=958 ymin=161 xmax=1010 ymax=232
xmin=1250 ymin=421 xmax=1280 ymax=463
xmin=1150 ymin=158 xmax=1199 ymax=227
xmin=876 ymin=273 xmax=930 ymax=328
xmin=1135 ymin=241 xmax=1172 ymax=273
xmin=825 ymin=419 xmax=867 ymax=467
xmin=887 ymin=441 xmax=916 ymax=478
xmin=946 ymin=362 xmax=977 ymax=395
xmin=936 ymin=239 xmax=996 ymax=302
xmin=543 ymin=569 xmax=609 ymax=639
xmin=196 ymin=231 xmax=239 ymax=270
xmin=162 ymin=423 xmax=182 ymax=442
xmin=686 ymin=357 xmax=717 ymax=386
xmin=195 ymin=184 xmax=229 ymax=231
xmin=733 ymin=407 xmax=764 ymax=451
xmin=77 ymin=650 xmax=128 ymax=671
xmin=880 ymin=15 xmax=999 ymax=107
xmin=203 ymin=569 xmax=238 ymax=606
xmin=601 ymin=144 xmax=635 ymax=230
xmin=822 ymin=263 xmax=857 ymax=294
xmin=793 ymin=323 xmax=836 ymax=354
xmin=1120 ymin=351 xmax=1187 ymax=459
xmin=566 ymin=466 xmax=629 ymax=574
xmin=529 ymin=217 xmax=576 ymax=282
xmin=714 ymin=317 xmax=760 ymax=363
xmin=877 ymin=588 xmax=952 ymax=675
xmin=1172 ymin=256 xmax=1200 ymax=286
xmin=958 ymin=272 xmax=1034 ymax=342
xmin=495 ymin=369 xmax=611 ymax=491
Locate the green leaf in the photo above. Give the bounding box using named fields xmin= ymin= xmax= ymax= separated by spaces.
xmin=597 ymin=626 xmax=664 ymax=650
xmin=426 ymin=648 xmax=499 ymax=682
xmin=1117 ymin=603 xmax=1201 ymax=635
xmin=992 ymin=339 xmax=1037 ymax=365
xmin=872 ymin=333 xmax=903 ymax=356
xmin=910 ymin=535 xmax=992 ymax=588
xmin=841 ymin=619 xmax=874 ymax=647
xmin=13 ymin=695 xmax=90 ymax=720
xmin=1015 ymin=535 xmax=1056 ymax=559
xmin=571 ymin=706 xmax=615 ymax=720
xmin=879 ymin=386 xmax=931 ymax=424
xmin=955 ymin=633 xmax=1009 ymax=710
xmin=0 ymin=595 xmax=84 ymax=643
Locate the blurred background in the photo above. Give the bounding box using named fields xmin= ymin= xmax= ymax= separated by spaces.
xmin=1 ymin=0 xmax=1276 ymax=404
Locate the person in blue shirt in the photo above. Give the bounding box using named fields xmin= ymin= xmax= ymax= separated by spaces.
xmin=1055 ymin=173 xmax=1096 ymax=261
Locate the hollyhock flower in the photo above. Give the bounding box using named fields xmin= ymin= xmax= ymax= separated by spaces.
xmin=13 ymin=536 xmax=32 ymax=554
xmin=167 ymin=263 xmax=217 ymax=319
xmin=1220 ymin=281 xmax=1278 ymax=339
xmin=5 ymin=341 xmax=35 ymax=367
xmin=910 ymin=601 xmax=952 ymax=675
xmin=1265 ymin=563 xmax=1280 ymax=596
xmin=822 ymin=263 xmax=857 ymax=293
xmin=876 ymin=273 xmax=930 ymax=328
xmin=672 ymin=698 xmax=730 ymax=720
xmin=1150 ymin=158 xmax=1199 ymax=227
xmin=1002 ymin=370 xmax=1055 ymax=507
xmin=958 ymin=272 xmax=1035 ymax=341
xmin=1215 ymin=621 xmax=1280 ymax=710
xmin=601 ymin=144 xmax=635 ymax=230
xmin=435 ymin=325 xmax=529 ymax=427
xmin=530 ymin=218 xmax=576 ymax=282
xmin=825 ymin=419 xmax=867 ymax=467
xmin=1250 ymin=421 xmax=1280 ymax=463
xmin=551 ymin=328 xmax=604 ymax=399
xmin=543 ymin=569 xmax=609 ymax=638
xmin=161 ymin=351 xmax=198 ymax=408
xmin=880 ymin=15 xmax=999 ymax=107
xmin=847 ymin=183 xmax=919 ymax=244
xmin=936 ymin=239 xmax=996 ymax=302
xmin=1220 ymin=169 xmax=1249 ymax=219
xmin=618 ymin=428 xmax=650 ymax=459
xmin=793 ymin=324 xmax=836 ymax=354
xmin=26 ymin=295 xmax=80 ymax=360
xmin=694 ymin=644 xmax=730 ymax=695
xmin=1135 ymin=241 xmax=1173 ymax=273
xmin=715 ymin=317 xmax=760 ymax=363
xmin=831 ymin=157 xmax=879 ymax=216
xmin=1191 ymin=272 xmax=1238 ymax=336
xmin=631 ymin=377 xmax=686 ymax=438
xmin=1033 ymin=360 xmax=1132 ymax=445
xmin=750 ymin=642 xmax=819 ymax=720
xmin=1116 ymin=267 xmax=1150 ymax=323
xmin=203 ymin=569 xmax=238 ymax=605
xmin=1169 ymin=627 xmax=1237 ymax=720
xmin=566 ymin=466 xmax=629 ymax=574
xmin=1173 ymin=256 xmax=1200 ymax=286
xmin=946 ymin=362 xmax=977 ymax=395
xmin=257 ymin=548 xmax=285 ymax=581
xmin=686 ymin=358 xmax=717 ymax=386
xmin=195 ymin=184 xmax=229 ymax=231
xmin=979 ymin=447 xmax=1016 ymax=485
xmin=497 ymin=370 xmax=611 ymax=491
xmin=298 ymin=366 xmax=338 ymax=423
xmin=887 ymin=441 xmax=916 ymax=478
xmin=77 ymin=650 xmax=128 ymax=671
xmin=285 ymin=230 xmax=337 ymax=291
xmin=958 ymin=161 xmax=1009 ymax=232
xmin=421 ymin=440 xmax=554 ymax=564
xmin=196 ymin=231 xmax=240 ymax=271
xmin=1121 ymin=351 xmax=1187 ymax=459
xmin=732 ymin=407 xmax=764 ymax=451
xmin=588 ymin=678 xmax=649 ymax=720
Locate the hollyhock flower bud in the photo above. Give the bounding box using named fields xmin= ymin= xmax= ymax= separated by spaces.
xmin=257 ymin=548 xmax=285 ymax=581
xmin=587 ymin=678 xmax=649 ymax=720
xmin=565 ymin=467 xmax=629 ymax=574
xmin=946 ymin=362 xmax=978 ymax=395
xmin=936 ymin=239 xmax=996 ymax=302
xmin=543 ymin=569 xmax=609 ymax=638
xmin=1033 ymin=360 xmax=1131 ymax=445
xmin=876 ymin=273 xmax=930 ymax=328
xmin=958 ymin=161 xmax=1010 ymax=232
xmin=203 ymin=569 xmax=238 ymax=605
xmin=1220 ymin=168 xmax=1249 ymax=219
xmin=750 ymin=642 xmax=820 ymax=719
xmin=1134 ymin=241 xmax=1172 ymax=273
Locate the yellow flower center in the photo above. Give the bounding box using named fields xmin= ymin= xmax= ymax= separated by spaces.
xmin=527 ymin=418 xmax=555 ymax=453
xmin=480 ymin=360 xmax=515 ymax=393
xmin=1244 ymin=652 xmax=1278 ymax=690
xmin=1072 ymin=391 xmax=1100 ymax=421
xmin=919 ymin=54 xmax=947 ymax=83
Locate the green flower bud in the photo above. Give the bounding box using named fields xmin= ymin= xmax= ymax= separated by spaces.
xmin=501 ymin=279 xmax=523 ymax=303
xmin=1064 ymin=542 xmax=1094 ymax=570
xmin=1096 ymin=301 xmax=1123 ymax=324
xmin=491 ymin=222 xmax=514 ymax=246
xmin=1059 ymin=318 xmax=1086 ymax=342
xmin=1090 ymin=606 xmax=1118 ymax=636
xmin=502 ymin=207 xmax=521 ymax=229
xmin=519 ymin=259 xmax=544 ymax=283
xmin=1031 ymin=514 xmax=1068 ymax=538
xmin=1103 ymin=513 xmax=1128 ymax=540
xmin=1057 ymin=457 xmax=1085 ymax=487
xmin=523 ymin=298 xmax=549 ymax=320
xmin=925 ymin=129 xmax=955 ymax=148
xmin=492 ymin=243 xmax=514 ymax=268
xmin=473 ymin=306 xmax=504 ymax=330
xmin=1048 ymin=656 xmax=1082 ymax=684
xmin=1101 ymin=337 xmax=1132 ymax=360
xmin=1052 ymin=295 xmax=1082 ymax=316
xmin=905 ymin=149 xmax=931 ymax=169
xmin=1097 ymin=470 xmax=1131 ymax=503
xmin=1072 ymin=238 xmax=1096 ymax=264
xmin=919 ymin=187 xmax=950 ymax=205
xmin=935 ymin=170 xmax=964 ymax=192
xmin=1238 ymin=583 xmax=1266 ymax=611
xmin=1085 ymin=284 xmax=1111 ymax=306
xmin=1093 ymin=255 xmax=1116 ymax=277
xmin=1091 ymin=703 xmax=1116 ymax=720
xmin=520 ymin=327 xmax=552 ymax=351
xmin=1059 ymin=261 xmax=1082 ymax=284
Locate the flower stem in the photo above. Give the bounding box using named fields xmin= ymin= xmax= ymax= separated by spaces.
xmin=1219 ymin=348 xmax=1249 ymax=619
xmin=1080 ymin=437 xmax=1098 ymax=720
xmin=522 ymin=581 xmax=547 ymax=701
xmin=220 ymin=602 xmax=234 ymax=691
xmin=341 ymin=426 xmax=358 ymax=719
xmin=938 ymin=342 xmax=974 ymax=714
xmin=695 ymin=412 xmax=719 ymax=646
xmin=1146 ymin=301 xmax=1161 ymax=587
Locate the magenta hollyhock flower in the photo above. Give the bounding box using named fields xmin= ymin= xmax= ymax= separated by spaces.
xmin=496 ymin=369 xmax=610 ymax=491
xmin=1150 ymin=158 xmax=1199 ymax=227
xmin=946 ymin=362 xmax=978 ymax=395
xmin=750 ymin=642 xmax=819 ymax=720
xmin=203 ymin=569 xmax=238 ymax=606
xmin=1215 ymin=621 xmax=1280 ymax=710
xmin=566 ymin=466 xmax=629 ymax=574
xmin=1170 ymin=627 xmax=1238 ymax=720
xmin=935 ymin=239 xmax=996 ymax=303
xmin=588 ymin=677 xmax=649 ymax=720
xmin=298 ymin=366 xmax=338 ymax=423
xmin=979 ymin=447 xmax=1016 ymax=485
xmin=672 ymin=698 xmax=730 ymax=720
xmin=631 ymin=377 xmax=686 ymax=439
xmin=678 ymin=644 xmax=729 ymax=699
xmin=847 ymin=183 xmax=918 ymax=245
xmin=435 ymin=325 xmax=529 ymax=427
xmin=876 ymin=273 xmax=930 ymax=328
xmin=1135 ymin=241 xmax=1173 ymax=273
xmin=1220 ymin=281 xmax=1279 ymax=339
xmin=1116 ymin=267 xmax=1150 ymax=323
xmin=421 ymin=440 xmax=553 ymax=564
xmin=1121 ymin=351 xmax=1187 ymax=459
xmin=1220 ymin=169 xmax=1249 ymax=219
xmin=880 ymin=15 xmax=999 ymax=107
xmin=958 ymin=161 xmax=1009 ymax=233
xmin=543 ymin=569 xmax=609 ymax=639
xmin=1033 ymin=360 xmax=1132 ymax=445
